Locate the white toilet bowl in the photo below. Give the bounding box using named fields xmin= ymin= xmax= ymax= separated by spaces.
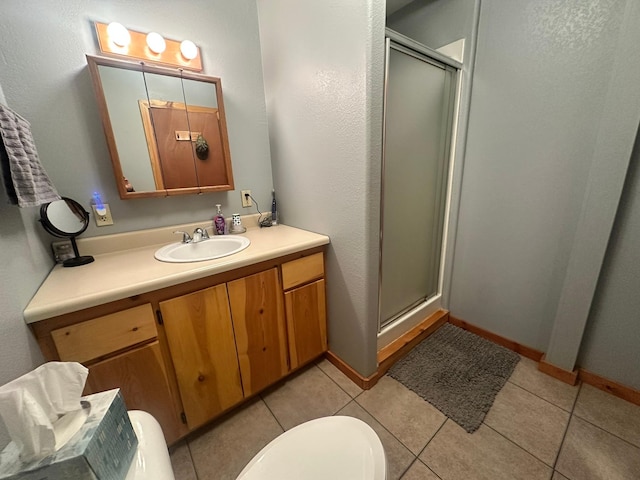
xmin=126 ymin=410 xmax=175 ymax=480
xmin=236 ymin=416 xmax=387 ymax=480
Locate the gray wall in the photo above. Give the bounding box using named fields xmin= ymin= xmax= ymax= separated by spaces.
xmin=0 ymin=205 xmax=50 ymax=448
xmin=543 ymin=0 xmax=640 ymax=370
xmin=257 ymin=0 xmax=386 ymax=376
xmin=0 ymin=0 xmax=273 ymax=448
xmin=448 ymin=0 xmax=636 ymax=352
xmin=578 ymin=128 xmax=640 ymax=390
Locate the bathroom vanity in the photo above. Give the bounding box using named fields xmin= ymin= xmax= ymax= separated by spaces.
xmin=24 ymin=222 xmax=329 ymax=444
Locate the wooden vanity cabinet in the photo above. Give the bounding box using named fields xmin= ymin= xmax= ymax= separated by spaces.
xmin=30 ymin=246 xmax=327 ymax=444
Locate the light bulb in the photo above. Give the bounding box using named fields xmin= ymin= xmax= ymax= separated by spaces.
xmin=106 ymin=22 xmax=131 ymax=47
xmin=180 ymin=40 xmax=198 ymax=60
xmin=146 ymin=32 xmax=166 ymax=54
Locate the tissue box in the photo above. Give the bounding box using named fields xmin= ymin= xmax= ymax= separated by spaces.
xmin=0 ymin=389 xmax=137 ymax=480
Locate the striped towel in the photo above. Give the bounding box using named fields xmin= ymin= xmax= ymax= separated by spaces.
xmin=0 ymin=104 xmax=60 ymax=207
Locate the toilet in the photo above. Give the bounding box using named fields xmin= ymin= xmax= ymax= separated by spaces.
xmin=236 ymin=416 xmax=388 ymax=479
xmin=126 ymin=410 xmax=176 ymax=480
xmin=124 ymin=412 xmax=386 ymax=480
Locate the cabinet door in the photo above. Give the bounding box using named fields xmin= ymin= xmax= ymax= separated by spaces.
xmin=160 ymin=284 xmax=244 ymax=429
xmin=228 ymin=268 xmax=289 ymax=396
xmin=85 ymin=341 xmax=184 ymax=443
xmin=285 ymin=279 xmax=328 ymax=369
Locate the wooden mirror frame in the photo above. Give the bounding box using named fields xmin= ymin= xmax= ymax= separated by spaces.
xmin=86 ymin=55 xmax=234 ymax=199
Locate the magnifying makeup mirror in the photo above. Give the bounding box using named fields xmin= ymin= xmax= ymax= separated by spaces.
xmin=39 ymin=197 xmax=94 ymax=267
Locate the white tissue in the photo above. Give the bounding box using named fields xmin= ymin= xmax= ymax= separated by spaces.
xmin=0 ymin=362 xmax=88 ymax=461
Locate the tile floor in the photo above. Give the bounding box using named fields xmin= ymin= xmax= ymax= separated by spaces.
xmin=169 ymin=355 xmax=640 ymax=480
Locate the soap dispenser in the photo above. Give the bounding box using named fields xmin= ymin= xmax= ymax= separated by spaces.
xmin=213 ymin=204 xmax=226 ymax=235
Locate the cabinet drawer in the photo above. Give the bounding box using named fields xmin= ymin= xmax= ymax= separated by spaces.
xmin=281 ymin=252 xmax=324 ymax=290
xmin=51 ymin=304 xmax=157 ymax=363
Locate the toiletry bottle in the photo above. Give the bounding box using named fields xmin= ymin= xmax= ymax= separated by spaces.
xmin=271 ymin=190 xmax=278 ymax=226
xmin=214 ymin=204 xmax=226 ymax=235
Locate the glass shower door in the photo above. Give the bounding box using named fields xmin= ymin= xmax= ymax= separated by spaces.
xmin=379 ymin=41 xmax=455 ymax=329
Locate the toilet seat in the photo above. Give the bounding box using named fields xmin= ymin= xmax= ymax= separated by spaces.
xmin=237 ymin=416 xmax=387 ymax=479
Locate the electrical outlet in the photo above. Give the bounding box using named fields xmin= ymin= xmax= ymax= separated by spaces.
xmin=92 ymin=204 xmax=114 ymax=226
xmin=241 ymin=190 xmax=252 ymax=208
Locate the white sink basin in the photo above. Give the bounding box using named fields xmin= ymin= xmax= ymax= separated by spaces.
xmin=154 ymin=236 xmax=250 ymax=263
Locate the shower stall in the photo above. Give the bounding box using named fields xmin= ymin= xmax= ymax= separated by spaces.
xmin=378 ymin=30 xmax=461 ymax=347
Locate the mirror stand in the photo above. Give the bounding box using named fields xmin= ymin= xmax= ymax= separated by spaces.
xmin=39 ymin=198 xmax=95 ymax=268
xmin=65 ymin=237 xmax=94 ymax=267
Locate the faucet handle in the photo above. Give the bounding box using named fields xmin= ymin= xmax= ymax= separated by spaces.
xmin=174 ymin=230 xmax=192 ymax=243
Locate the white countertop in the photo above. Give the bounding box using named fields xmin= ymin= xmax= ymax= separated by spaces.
xmin=24 ymin=223 xmax=329 ymax=324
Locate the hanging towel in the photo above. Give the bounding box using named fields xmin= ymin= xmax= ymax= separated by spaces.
xmin=0 ymin=104 xmax=60 ymax=207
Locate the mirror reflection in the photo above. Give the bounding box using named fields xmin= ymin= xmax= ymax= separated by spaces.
xmin=87 ymin=55 xmax=234 ymax=199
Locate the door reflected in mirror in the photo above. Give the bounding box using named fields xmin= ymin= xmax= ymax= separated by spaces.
xmin=86 ymin=55 xmax=234 ymax=199
xmin=139 ymin=101 xmax=229 ymax=190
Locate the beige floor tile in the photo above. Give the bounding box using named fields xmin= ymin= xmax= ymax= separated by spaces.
xmin=316 ymin=358 xmax=363 ymax=398
xmin=262 ymin=364 xmax=351 ymax=430
xmin=552 ymin=472 xmax=570 ymax=480
xmin=509 ymin=356 xmax=579 ymax=411
xmin=337 ymin=401 xmax=415 ymax=480
xmin=400 ymin=460 xmax=441 ymax=480
xmin=169 ymin=441 xmax=197 ymax=480
xmin=188 ymin=399 xmax=283 ymax=480
xmin=356 ymin=376 xmax=446 ymax=455
xmin=484 ymin=381 xmax=570 ymax=465
xmin=420 ymin=420 xmax=551 ymax=480
xmin=556 ymin=416 xmax=640 ymax=480
xmin=573 ymin=384 xmax=640 ymax=448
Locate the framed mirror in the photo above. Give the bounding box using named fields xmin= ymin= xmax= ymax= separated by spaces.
xmin=39 ymin=198 xmax=94 ymax=267
xmin=86 ymin=55 xmax=234 ymax=199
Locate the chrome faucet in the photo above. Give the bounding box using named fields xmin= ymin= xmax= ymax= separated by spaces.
xmin=174 ymin=227 xmax=210 ymax=244
xmin=192 ymin=227 xmax=210 ymax=243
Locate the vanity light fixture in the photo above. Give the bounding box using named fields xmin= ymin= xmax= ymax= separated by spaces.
xmin=180 ymin=40 xmax=198 ymax=60
xmin=94 ymin=21 xmax=202 ymax=72
xmin=146 ymin=32 xmax=166 ymax=54
xmin=106 ymin=22 xmax=131 ymax=47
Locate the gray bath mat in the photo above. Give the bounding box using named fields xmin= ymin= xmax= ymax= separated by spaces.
xmin=388 ymin=323 xmax=519 ymax=433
